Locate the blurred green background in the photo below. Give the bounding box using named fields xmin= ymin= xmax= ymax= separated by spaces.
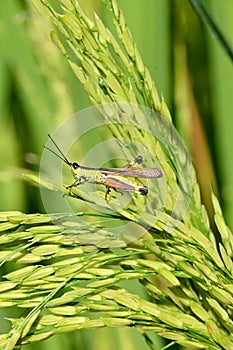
xmin=0 ymin=0 xmax=232 ymax=349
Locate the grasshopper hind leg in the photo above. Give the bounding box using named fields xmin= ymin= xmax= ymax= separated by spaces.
xmin=123 ymin=155 xmax=143 ymax=169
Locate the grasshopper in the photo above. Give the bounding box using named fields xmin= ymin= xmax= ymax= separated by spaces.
xmin=45 ymin=135 xmax=163 ymax=200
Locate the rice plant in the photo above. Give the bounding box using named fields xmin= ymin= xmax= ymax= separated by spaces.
xmin=0 ymin=1 xmax=233 ymax=349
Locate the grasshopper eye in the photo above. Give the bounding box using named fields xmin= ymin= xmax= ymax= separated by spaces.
xmin=72 ymin=162 xmax=79 ymax=170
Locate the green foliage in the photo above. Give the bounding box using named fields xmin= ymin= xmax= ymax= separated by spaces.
xmin=0 ymin=1 xmax=233 ymax=350
xmin=0 ymin=196 xmax=233 ymax=350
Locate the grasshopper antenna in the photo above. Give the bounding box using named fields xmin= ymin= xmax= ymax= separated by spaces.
xmin=43 ymin=134 xmax=71 ymax=166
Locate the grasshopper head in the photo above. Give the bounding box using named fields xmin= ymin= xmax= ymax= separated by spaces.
xmin=71 ymin=162 xmax=80 ymax=174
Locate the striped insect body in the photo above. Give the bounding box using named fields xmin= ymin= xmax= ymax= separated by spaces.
xmin=45 ymin=135 xmax=163 ymax=201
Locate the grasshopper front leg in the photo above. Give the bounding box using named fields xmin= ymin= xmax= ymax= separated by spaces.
xmin=66 ymin=176 xmax=87 ymax=192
